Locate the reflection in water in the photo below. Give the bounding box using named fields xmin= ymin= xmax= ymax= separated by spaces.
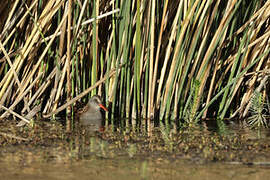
xmin=1 ymin=157 xmax=270 ymax=180
xmin=1 ymin=118 xmax=270 ymax=180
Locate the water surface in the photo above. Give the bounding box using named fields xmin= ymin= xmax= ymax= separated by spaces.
xmin=1 ymin=119 xmax=270 ymax=179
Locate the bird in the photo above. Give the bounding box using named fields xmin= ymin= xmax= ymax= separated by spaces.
xmin=79 ymin=95 xmax=108 ymax=131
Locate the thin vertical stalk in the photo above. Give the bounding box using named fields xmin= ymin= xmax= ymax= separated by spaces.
xmin=134 ymin=0 xmax=142 ymax=117
xmin=147 ymin=0 xmax=156 ymax=119
xmin=66 ymin=0 xmax=72 ymax=131
xmin=91 ymin=0 xmax=99 ymax=96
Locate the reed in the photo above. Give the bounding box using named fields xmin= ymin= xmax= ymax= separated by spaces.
xmin=0 ymin=0 xmax=269 ymax=127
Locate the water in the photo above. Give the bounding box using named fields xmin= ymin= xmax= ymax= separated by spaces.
xmin=1 ymin=119 xmax=270 ymax=179
xmin=1 ymin=157 xmax=270 ymax=180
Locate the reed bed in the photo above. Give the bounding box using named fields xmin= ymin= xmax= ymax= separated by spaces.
xmin=0 ymin=0 xmax=269 ymax=128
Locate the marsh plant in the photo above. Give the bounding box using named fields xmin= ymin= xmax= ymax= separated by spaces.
xmin=183 ymin=79 xmax=200 ymax=124
xmin=0 ymin=1 xmax=269 ymax=128
xmin=246 ymin=91 xmax=269 ymax=128
xmin=160 ymin=122 xmax=174 ymax=152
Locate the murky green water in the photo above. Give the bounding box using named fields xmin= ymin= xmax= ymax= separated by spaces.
xmin=1 ymin=157 xmax=270 ymax=180
xmin=1 ymin=119 xmax=270 ymax=179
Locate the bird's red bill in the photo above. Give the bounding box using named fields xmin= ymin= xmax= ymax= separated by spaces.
xmin=99 ymin=104 xmax=108 ymax=111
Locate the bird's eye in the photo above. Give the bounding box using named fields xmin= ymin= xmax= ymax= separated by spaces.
xmin=94 ymin=98 xmax=99 ymax=104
